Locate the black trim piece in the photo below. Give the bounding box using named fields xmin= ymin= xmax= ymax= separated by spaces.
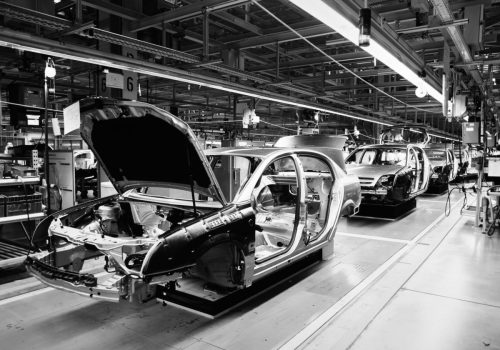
xmin=25 ymin=256 xmax=97 ymax=287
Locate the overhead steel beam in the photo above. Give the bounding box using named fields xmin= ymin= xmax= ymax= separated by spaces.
xmin=396 ymin=18 xmax=469 ymax=35
xmin=226 ymin=24 xmax=334 ymax=49
xmin=78 ymin=0 xmax=221 ymax=47
xmin=247 ymin=51 xmax=372 ymax=72
xmin=183 ymin=0 xmax=262 ymax=35
xmin=267 ymin=68 xmax=394 ymax=85
xmin=130 ymin=0 xmax=252 ymax=33
xmin=372 ymin=0 xmax=491 ymax=15
xmin=409 ymin=39 xmax=445 ymax=51
xmin=0 ymin=26 xmax=406 ymax=128
xmin=55 ymin=0 xmax=75 ymax=12
xmin=213 ymin=10 xmax=263 ymax=35
xmin=323 ymin=80 xmax=413 ymax=92
xmin=82 ymin=0 xmax=140 ymax=21
xmin=485 ymin=11 xmax=500 ymax=28
xmin=0 ymin=1 xmax=72 ymax=30
xmin=83 ymin=27 xmax=270 ymax=83
xmin=430 ymin=0 xmax=483 ymax=86
xmin=310 ymin=0 xmax=443 ymax=100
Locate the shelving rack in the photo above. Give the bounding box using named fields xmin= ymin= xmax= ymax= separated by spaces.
xmin=0 ymin=150 xmax=45 ymax=269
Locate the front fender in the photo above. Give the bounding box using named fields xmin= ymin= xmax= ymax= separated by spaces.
xmin=342 ymin=174 xmax=361 ymax=209
xmin=390 ymin=169 xmax=413 ymax=202
xmin=32 ymin=195 xmax=118 ymax=250
xmin=340 ymin=173 xmax=361 ymax=216
xmin=141 ymin=203 xmax=255 ymax=284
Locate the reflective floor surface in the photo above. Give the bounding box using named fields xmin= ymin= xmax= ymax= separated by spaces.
xmin=2 ymin=190 xmax=492 ymax=350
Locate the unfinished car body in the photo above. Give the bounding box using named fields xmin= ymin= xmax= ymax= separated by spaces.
xmin=425 ymin=144 xmax=458 ymax=187
xmin=273 ymin=134 xmax=361 ymax=216
xmin=26 ymin=98 xmax=360 ymax=303
xmin=345 ymin=125 xmax=432 ymax=203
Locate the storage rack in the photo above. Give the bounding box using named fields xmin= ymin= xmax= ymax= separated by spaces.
xmin=0 ymin=151 xmax=45 ymax=269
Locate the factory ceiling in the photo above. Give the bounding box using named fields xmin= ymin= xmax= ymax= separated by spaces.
xmin=0 ymin=0 xmax=499 ymax=141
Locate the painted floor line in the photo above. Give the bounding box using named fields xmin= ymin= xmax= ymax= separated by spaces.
xmin=0 ymin=271 xmax=109 ymax=307
xmin=0 ymin=287 xmax=51 ymax=307
xmin=336 ymin=232 xmax=411 ymax=244
xmin=401 ymin=287 xmax=500 ymax=309
xmin=279 ymin=198 xmax=462 ymax=350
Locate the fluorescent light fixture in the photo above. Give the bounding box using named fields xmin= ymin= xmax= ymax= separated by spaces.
xmin=44 ymin=57 xmax=56 ymax=78
xmin=0 ymin=40 xmax=393 ymax=126
xmin=415 ymin=86 xmax=427 ymax=98
xmin=358 ymin=8 xmax=371 ymax=47
xmin=0 ymin=38 xmax=457 ymax=140
xmin=289 ymin=0 xmax=444 ymax=103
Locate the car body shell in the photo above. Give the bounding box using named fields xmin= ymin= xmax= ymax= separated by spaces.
xmin=25 ymin=98 xmax=360 ymax=303
xmin=454 ymin=146 xmax=479 ymax=176
xmin=345 ymin=143 xmax=431 ymax=203
xmin=273 ymin=134 xmax=361 ymax=216
xmin=425 ymin=145 xmax=458 ymax=185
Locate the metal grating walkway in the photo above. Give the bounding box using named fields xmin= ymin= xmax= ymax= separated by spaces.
xmin=0 ymin=241 xmax=28 ymax=268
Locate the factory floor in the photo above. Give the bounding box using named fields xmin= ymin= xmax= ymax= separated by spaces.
xmin=1 ymin=190 xmax=499 ymax=350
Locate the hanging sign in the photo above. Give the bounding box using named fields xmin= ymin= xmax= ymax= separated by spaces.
xmin=63 ymin=100 xmax=80 ymax=135
xmin=105 ymin=72 xmax=124 ymax=90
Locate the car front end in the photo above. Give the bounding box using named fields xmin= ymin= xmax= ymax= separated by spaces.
xmin=26 ymin=97 xmax=257 ymax=302
xmin=346 ymin=164 xmax=407 ymax=203
xmin=26 ymin=192 xmax=257 ymax=303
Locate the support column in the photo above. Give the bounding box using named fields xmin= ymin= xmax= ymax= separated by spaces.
xmin=275 ymin=41 xmax=280 ymax=80
xmin=96 ymin=7 xmax=115 ymax=98
xmin=122 ymin=0 xmax=140 ymax=101
xmin=203 ymin=9 xmax=209 ymax=60
xmin=443 ymin=42 xmax=451 ymax=119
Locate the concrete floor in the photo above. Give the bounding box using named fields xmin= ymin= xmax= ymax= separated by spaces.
xmin=1 ymin=190 xmax=498 ymax=350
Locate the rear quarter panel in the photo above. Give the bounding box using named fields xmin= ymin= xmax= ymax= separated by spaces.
xmin=338 ymin=171 xmax=361 ymax=216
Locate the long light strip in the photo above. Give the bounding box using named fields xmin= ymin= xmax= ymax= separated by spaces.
xmin=0 ymin=38 xmax=457 ymax=140
xmin=0 ymin=39 xmax=392 ymax=126
xmin=288 ymin=0 xmax=444 ymax=103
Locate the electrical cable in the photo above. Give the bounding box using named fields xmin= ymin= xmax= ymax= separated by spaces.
xmin=17 ymin=176 xmax=34 ymax=258
xmin=259 ymin=120 xmax=297 ymax=132
xmin=251 ymin=0 xmax=437 ymax=114
xmin=34 ymin=126 xmax=46 ymax=148
xmin=347 ymin=131 xmax=379 ymax=141
xmin=460 ymin=187 xmax=468 ymax=215
xmin=186 ymin=119 xmax=298 ymax=132
xmin=0 ymin=100 xmax=63 ymax=113
xmin=444 ymin=186 xmax=455 ymax=217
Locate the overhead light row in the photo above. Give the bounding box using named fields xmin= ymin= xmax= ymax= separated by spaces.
xmin=289 ymin=0 xmax=444 ymax=103
xmin=0 ymin=39 xmax=393 ymax=126
xmin=0 ymin=36 xmax=456 ymax=141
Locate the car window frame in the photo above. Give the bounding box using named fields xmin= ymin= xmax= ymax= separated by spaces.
xmin=252 ymin=154 xmax=303 ymax=264
xmin=296 ymin=153 xmax=336 ymax=244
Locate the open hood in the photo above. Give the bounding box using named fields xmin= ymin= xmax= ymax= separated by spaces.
xmin=78 ymin=98 xmax=226 ymax=204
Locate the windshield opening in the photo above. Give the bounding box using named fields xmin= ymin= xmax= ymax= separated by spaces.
xmin=207 ymin=155 xmax=262 ymax=202
xmin=346 ymin=148 xmax=407 ymax=166
xmin=427 ymin=150 xmax=446 ymax=161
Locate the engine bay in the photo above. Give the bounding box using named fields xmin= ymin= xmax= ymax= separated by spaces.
xmin=69 ymin=199 xmax=205 ymax=240
xmin=45 ymin=197 xmax=216 ymax=277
